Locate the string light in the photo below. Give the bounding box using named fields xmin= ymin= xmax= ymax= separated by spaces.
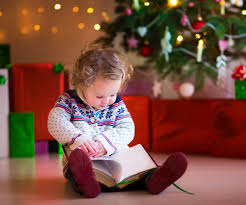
xmin=78 ymin=23 xmax=85 ymax=30
xmin=195 ymin=34 xmax=201 ymax=39
xmin=144 ymin=2 xmax=150 ymax=6
xmin=73 ymin=6 xmax=79 ymax=13
xmin=54 ymin=4 xmax=61 ymax=10
xmin=37 ymin=7 xmax=44 ymax=14
xmin=34 ymin=24 xmax=40 ymax=31
xmin=176 ymin=35 xmax=183 ymax=44
xmin=94 ymin=24 xmax=101 ymax=31
xmin=168 ymin=0 xmax=179 ymax=7
xmin=51 ymin=26 xmax=58 ymax=34
xmin=102 ymin=11 xmax=110 ymax=21
xmin=0 ymin=11 xmax=3 ymax=17
xmin=21 ymin=9 xmax=28 ymax=16
xmin=0 ymin=31 xmax=5 ymax=41
xmin=20 ymin=26 xmax=29 ymax=35
xmin=87 ymin=7 xmax=94 ymax=14
xmin=242 ymin=10 xmax=246 ymax=15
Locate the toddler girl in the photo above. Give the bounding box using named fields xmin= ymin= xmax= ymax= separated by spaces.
xmin=48 ymin=46 xmax=188 ymax=198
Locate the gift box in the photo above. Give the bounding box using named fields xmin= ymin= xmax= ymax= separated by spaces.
xmin=234 ymin=80 xmax=246 ymax=99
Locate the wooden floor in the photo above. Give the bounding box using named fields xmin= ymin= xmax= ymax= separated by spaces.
xmin=1 ymin=152 xmax=246 ymax=205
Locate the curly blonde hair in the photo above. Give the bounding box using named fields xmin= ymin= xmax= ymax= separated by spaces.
xmin=72 ymin=46 xmax=134 ymax=92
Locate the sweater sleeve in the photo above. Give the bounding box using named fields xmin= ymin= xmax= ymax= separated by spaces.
xmin=94 ymin=100 xmax=135 ymax=156
xmin=47 ymin=93 xmax=96 ymax=150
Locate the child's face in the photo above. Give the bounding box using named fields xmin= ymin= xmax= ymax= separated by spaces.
xmin=78 ymin=76 xmax=122 ymax=110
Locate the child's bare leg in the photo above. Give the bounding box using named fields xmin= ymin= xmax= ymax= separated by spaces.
xmin=68 ymin=149 xmax=101 ymax=198
xmin=146 ymin=152 xmax=188 ymax=194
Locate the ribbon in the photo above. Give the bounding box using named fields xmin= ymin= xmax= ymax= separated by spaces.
xmin=53 ymin=63 xmax=64 ymax=74
xmin=172 ymin=182 xmax=194 ymax=195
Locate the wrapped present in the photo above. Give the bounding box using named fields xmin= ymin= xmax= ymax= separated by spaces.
xmin=234 ymin=80 xmax=246 ymax=99
xmin=9 ymin=112 xmax=35 ymax=158
xmin=0 ymin=69 xmax=9 ymax=157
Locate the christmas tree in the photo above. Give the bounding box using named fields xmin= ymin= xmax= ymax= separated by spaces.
xmin=95 ymin=0 xmax=246 ymax=89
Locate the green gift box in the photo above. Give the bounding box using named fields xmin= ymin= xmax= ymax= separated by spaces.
xmin=9 ymin=112 xmax=35 ymax=158
xmin=235 ymin=80 xmax=246 ymax=99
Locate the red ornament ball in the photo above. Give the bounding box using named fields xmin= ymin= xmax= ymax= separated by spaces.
xmin=139 ymin=45 xmax=153 ymax=57
xmin=125 ymin=8 xmax=132 ymax=16
xmin=191 ymin=20 xmax=205 ymax=31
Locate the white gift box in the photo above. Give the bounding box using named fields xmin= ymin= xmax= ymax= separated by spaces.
xmin=0 ymin=69 xmax=9 ymax=158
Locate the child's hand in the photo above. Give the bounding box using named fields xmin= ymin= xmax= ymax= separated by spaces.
xmin=90 ymin=140 xmax=107 ymax=158
xmin=79 ymin=139 xmax=99 ymax=156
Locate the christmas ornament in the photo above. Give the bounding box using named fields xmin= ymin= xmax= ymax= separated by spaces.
xmin=179 ymin=82 xmax=194 ymax=98
xmin=230 ymin=0 xmax=243 ymax=7
xmin=228 ymin=37 xmax=235 ymax=47
xmin=216 ymin=40 xmax=228 ymax=88
xmin=196 ymin=39 xmax=204 ymax=62
xmin=140 ymin=45 xmax=153 ymax=56
xmin=181 ymin=15 xmax=188 ymax=26
xmin=188 ymin=2 xmax=195 ymax=7
xmin=137 ymin=27 xmax=147 ymax=37
xmin=125 ymin=8 xmax=132 ymax=16
xmin=53 ymin=63 xmax=64 ymax=74
xmin=0 ymin=75 xmax=6 ymax=85
xmin=232 ymin=64 xmax=246 ymax=80
xmin=152 ymin=79 xmax=162 ymax=97
xmin=191 ymin=20 xmax=205 ymax=31
xmin=161 ymin=27 xmax=172 ymax=61
xmin=126 ymin=36 xmax=139 ymax=48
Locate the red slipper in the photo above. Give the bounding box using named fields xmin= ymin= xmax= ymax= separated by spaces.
xmin=68 ymin=149 xmax=101 ymax=198
xmin=146 ymin=152 xmax=188 ymax=194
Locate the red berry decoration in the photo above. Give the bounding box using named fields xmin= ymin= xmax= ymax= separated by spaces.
xmin=191 ymin=20 xmax=205 ymax=31
xmin=140 ymin=45 xmax=153 ymax=57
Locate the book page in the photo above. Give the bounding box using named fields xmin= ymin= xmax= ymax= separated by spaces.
xmin=108 ymin=144 xmax=157 ymax=183
xmin=91 ymin=157 xmax=123 ymax=187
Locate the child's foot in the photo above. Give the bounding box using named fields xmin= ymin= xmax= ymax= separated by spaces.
xmin=68 ymin=149 xmax=101 ymax=198
xmin=146 ymin=152 xmax=188 ymax=194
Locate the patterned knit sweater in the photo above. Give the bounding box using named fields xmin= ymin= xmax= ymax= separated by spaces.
xmin=48 ymin=89 xmax=135 ymax=173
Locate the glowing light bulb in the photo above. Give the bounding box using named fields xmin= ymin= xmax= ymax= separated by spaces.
xmin=168 ymin=0 xmax=179 ymax=7
xmin=87 ymin=7 xmax=94 ymax=14
xmin=177 ymin=35 xmax=183 ymax=42
xmin=195 ymin=34 xmax=201 ymax=39
xmin=94 ymin=24 xmax=101 ymax=31
xmin=242 ymin=10 xmax=246 ymax=15
xmin=101 ymin=12 xmax=110 ymax=21
xmin=73 ymin=6 xmax=79 ymax=13
xmin=21 ymin=9 xmax=28 ymax=16
xmin=0 ymin=31 xmax=5 ymax=41
xmin=20 ymin=26 xmax=29 ymax=35
xmin=78 ymin=23 xmax=85 ymax=30
xmin=37 ymin=7 xmax=44 ymax=13
xmin=0 ymin=11 xmax=3 ymax=17
xmin=54 ymin=4 xmax=61 ymax=10
xmin=34 ymin=24 xmax=40 ymax=31
xmin=144 ymin=2 xmax=150 ymax=6
xmin=51 ymin=26 xmax=58 ymax=34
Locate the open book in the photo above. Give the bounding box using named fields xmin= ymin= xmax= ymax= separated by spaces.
xmin=91 ymin=144 xmax=157 ymax=189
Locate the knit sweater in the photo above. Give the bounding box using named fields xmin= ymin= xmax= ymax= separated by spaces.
xmin=48 ymin=89 xmax=135 ymax=173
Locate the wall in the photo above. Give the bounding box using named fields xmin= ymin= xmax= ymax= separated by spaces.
xmin=0 ymin=0 xmax=244 ymax=99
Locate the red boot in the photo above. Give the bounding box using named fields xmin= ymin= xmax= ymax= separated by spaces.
xmin=146 ymin=152 xmax=188 ymax=194
xmin=68 ymin=149 xmax=101 ymax=198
